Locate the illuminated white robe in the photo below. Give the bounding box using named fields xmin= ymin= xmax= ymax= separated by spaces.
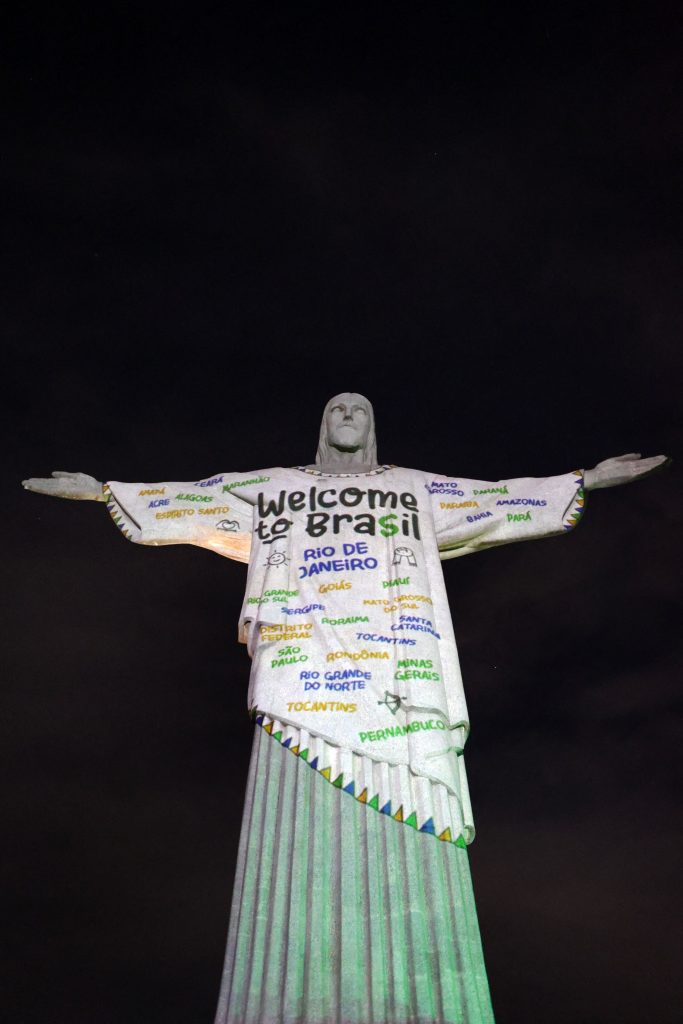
xmin=105 ymin=464 xmax=585 ymax=845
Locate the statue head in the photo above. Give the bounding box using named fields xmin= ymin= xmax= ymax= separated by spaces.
xmin=316 ymin=392 xmax=377 ymax=466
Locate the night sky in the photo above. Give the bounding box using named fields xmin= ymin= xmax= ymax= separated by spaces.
xmin=4 ymin=6 xmax=682 ymax=1023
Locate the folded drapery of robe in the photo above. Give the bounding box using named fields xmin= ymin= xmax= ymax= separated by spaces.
xmin=104 ymin=465 xmax=585 ymax=843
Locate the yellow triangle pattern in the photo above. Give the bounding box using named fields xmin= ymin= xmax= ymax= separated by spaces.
xmin=564 ymin=473 xmax=587 ymax=531
xmin=103 ymin=487 xmax=133 ymax=540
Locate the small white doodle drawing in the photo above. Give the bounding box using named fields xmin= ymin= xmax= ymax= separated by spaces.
xmin=216 ymin=519 xmax=240 ymax=532
xmin=392 ymin=546 xmax=417 ymax=567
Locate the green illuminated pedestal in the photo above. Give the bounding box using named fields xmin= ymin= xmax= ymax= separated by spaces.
xmin=214 ymin=726 xmax=495 ymax=1024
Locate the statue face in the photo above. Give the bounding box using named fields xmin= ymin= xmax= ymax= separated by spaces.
xmin=325 ymin=393 xmax=371 ymax=452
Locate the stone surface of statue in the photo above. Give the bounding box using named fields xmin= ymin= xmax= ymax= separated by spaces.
xmin=22 ymin=393 xmax=668 ymax=1024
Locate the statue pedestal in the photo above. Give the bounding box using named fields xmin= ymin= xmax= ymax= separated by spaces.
xmin=214 ymin=723 xmax=495 ymax=1024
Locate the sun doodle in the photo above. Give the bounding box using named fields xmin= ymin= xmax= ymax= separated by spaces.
xmin=264 ymin=548 xmax=290 ymax=568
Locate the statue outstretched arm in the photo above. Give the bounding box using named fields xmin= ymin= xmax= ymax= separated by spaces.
xmin=21 ymin=469 xmax=256 ymax=562
xmin=432 ymin=452 xmax=669 ymax=560
xmin=25 ymin=469 xmax=267 ymax=563
xmin=22 ymin=468 xmax=276 ymax=563
xmin=583 ymin=453 xmax=669 ymax=490
xmin=22 ymin=471 xmax=105 ymax=501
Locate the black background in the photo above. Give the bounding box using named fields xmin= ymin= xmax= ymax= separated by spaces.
xmin=4 ymin=5 xmax=681 ymax=1022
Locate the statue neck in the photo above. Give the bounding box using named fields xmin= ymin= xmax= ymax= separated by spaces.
xmin=312 ymin=446 xmax=378 ymax=475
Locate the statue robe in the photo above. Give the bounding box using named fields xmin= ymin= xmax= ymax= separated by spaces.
xmin=104 ymin=464 xmax=585 ymax=1024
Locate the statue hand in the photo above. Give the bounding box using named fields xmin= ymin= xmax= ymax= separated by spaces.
xmin=583 ymin=453 xmax=670 ymax=491
xmin=22 ymin=471 xmax=106 ymax=501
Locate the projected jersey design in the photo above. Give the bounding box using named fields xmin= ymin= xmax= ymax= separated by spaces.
xmin=104 ymin=464 xmax=585 ymax=841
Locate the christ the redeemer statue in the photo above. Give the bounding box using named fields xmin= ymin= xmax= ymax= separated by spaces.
xmin=23 ymin=393 xmax=667 ymax=1024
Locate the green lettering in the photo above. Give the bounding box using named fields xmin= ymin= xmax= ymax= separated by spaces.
xmin=378 ymin=513 xmax=399 ymax=537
